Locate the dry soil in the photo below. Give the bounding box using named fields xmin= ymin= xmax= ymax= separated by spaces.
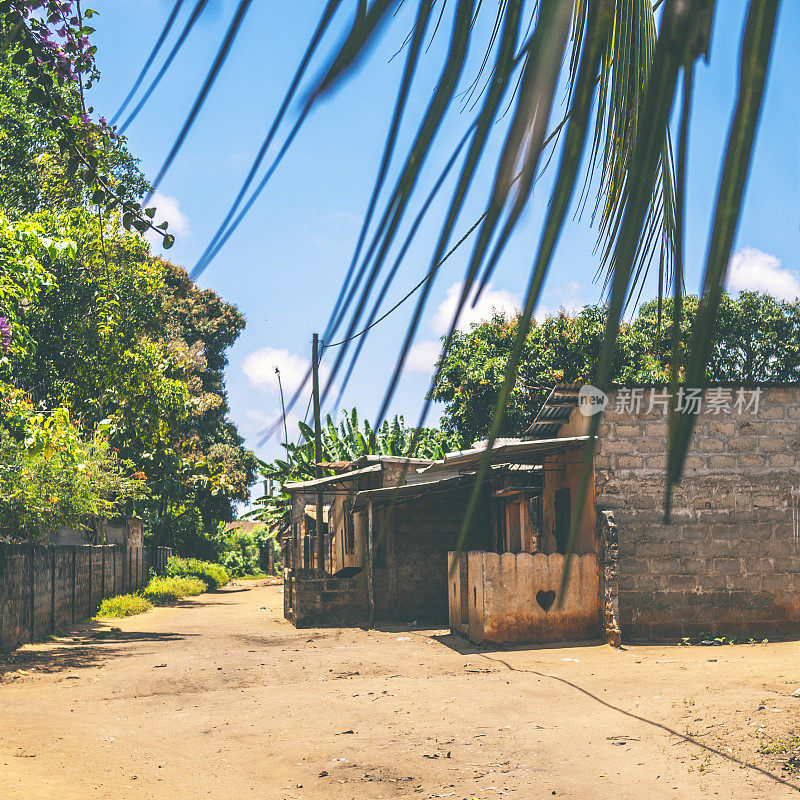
xmin=1 ymin=582 xmax=799 ymax=799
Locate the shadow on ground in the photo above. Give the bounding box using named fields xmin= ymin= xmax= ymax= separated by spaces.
xmin=432 ymin=631 xmax=605 ymax=655
xmin=0 ymin=626 xmax=195 ymax=681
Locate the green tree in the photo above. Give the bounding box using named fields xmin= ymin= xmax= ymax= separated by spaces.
xmin=0 ymin=5 xmax=253 ymax=548
xmin=0 ymin=57 xmax=148 ymax=218
xmin=433 ymin=292 xmax=800 ymax=446
xmin=0 ymin=393 xmax=142 ymax=540
xmin=0 ymin=2 xmax=172 ymax=244
xmin=0 ymin=210 xmax=255 ymax=549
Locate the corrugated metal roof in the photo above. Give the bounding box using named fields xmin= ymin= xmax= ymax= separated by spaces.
xmin=284 ymin=463 xmax=382 ymax=490
xmin=352 ymin=474 xmax=473 ymax=509
xmin=419 ymin=435 xmax=591 ymax=473
xmin=352 ymin=462 xmax=544 ymax=508
xmin=525 ymin=383 xmax=582 ymax=438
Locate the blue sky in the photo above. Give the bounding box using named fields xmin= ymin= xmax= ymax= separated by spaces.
xmin=87 ymin=1 xmax=800 ymax=468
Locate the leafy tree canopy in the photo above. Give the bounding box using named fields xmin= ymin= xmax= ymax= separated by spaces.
xmin=0 ymin=208 xmax=255 ymax=545
xmin=433 ymin=292 xmax=800 ymax=446
xmin=0 ymin=2 xmax=173 ymax=244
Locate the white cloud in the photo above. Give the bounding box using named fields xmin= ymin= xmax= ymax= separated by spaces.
xmin=242 ymin=345 xmax=335 ymax=405
xmin=146 ymin=191 xmax=190 ymax=246
xmin=403 ymin=282 xmax=521 ymax=376
xmin=727 ymin=247 xmax=800 ymax=300
xmin=406 ymin=340 xmax=443 ymax=374
xmin=432 ymin=281 xmax=520 ymax=335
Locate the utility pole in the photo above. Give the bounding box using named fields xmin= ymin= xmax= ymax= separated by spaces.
xmin=312 ymin=333 xmax=325 ymax=576
xmin=367 ymin=499 xmax=374 ymax=628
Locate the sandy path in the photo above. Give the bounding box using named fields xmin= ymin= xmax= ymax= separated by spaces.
xmin=1 ymin=583 xmax=799 ymax=799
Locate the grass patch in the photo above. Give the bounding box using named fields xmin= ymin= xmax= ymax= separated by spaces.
xmin=142 ymin=575 xmax=207 ymax=605
xmin=95 ymin=594 xmax=153 ymax=619
xmin=165 ymin=557 xmax=229 ymax=589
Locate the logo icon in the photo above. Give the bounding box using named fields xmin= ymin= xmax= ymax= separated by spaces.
xmin=577 ymin=384 xmax=607 ymax=416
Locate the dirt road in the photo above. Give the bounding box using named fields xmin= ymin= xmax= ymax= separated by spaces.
xmin=1 ymin=583 xmax=799 ymax=799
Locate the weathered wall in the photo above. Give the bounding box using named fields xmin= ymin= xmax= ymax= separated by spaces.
xmin=0 ymin=545 xmax=171 ymax=652
xmin=285 ymin=572 xmax=368 ymax=628
xmin=449 ymin=551 xmax=599 ymax=644
xmin=97 ymin=517 xmax=144 ymax=548
xmin=597 ymin=510 xmax=621 ymax=646
xmin=383 ymin=485 xmax=491 ymax=624
xmin=541 ymin=446 xmax=596 ymax=554
xmin=596 ymin=385 xmax=800 ymax=640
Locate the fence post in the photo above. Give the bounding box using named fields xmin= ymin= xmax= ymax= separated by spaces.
xmin=71 ymin=546 xmax=77 ymax=625
xmin=50 ymin=547 xmax=56 ymax=634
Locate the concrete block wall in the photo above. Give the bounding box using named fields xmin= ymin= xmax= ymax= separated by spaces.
xmin=286 ymin=573 xmax=368 ymax=628
xmin=0 ymin=544 xmax=172 ymax=652
xmin=596 ymin=385 xmax=800 ymax=640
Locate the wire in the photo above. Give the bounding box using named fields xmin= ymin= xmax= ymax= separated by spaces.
xmin=322 ymin=205 xmax=487 ymax=349
xmin=321 ymin=105 xmax=573 ymax=351
xmin=111 ymin=0 xmax=187 ymax=126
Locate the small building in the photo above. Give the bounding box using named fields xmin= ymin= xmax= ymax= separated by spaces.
xmin=282 ymin=383 xmax=800 ymax=644
xmin=282 ymin=438 xmax=594 ymax=630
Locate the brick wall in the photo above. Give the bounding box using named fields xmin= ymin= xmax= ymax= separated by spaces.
xmin=0 ymin=544 xmax=172 ymax=652
xmin=285 ymin=573 xmax=368 ymax=628
xmin=385 ymin=485 xmax=491 ymax=624
xmin=596 ymin=385 xmax=800 ymax=640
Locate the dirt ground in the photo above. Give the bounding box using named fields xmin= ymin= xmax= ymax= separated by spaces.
xmin=1 ymin=583 xmax=799 ymax=800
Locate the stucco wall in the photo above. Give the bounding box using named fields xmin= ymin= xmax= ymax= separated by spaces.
xmin=596 ymin=384 xmax=800 ymax=640
xmin=450 ymin=550 xmax=599 ymax=644
xmin=541 ymin=447 xmax=596 ymax=554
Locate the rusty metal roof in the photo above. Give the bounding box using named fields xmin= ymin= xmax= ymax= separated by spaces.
xmin=524 ymin=383 xmax=582 ymax=439
xmin=418 ymin=435 xmax=591 ymax=474
xmin=284 ymin=463 xmax=382 ymax=491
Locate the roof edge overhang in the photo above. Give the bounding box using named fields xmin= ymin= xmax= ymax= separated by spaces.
xmin=284 ymin=463 xmax=382 ymax=491
xmin=418 ymin=435 xmax=592 ymax=473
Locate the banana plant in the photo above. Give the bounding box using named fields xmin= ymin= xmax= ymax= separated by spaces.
xmin=246 ymin=408 xmax=458 ymax=527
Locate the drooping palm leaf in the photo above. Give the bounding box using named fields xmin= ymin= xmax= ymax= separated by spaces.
xmin=665 ymin=0 xmax=779 ymax=515
xmin=115 ymin=0 xmax=781 ymax=537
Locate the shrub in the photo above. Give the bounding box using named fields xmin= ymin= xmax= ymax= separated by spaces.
xmin=0 ymin=396 xmax=144 ymax=540
xmin=164 ymin=556 xmax=228 ymax=589
xmin=95 ymin=594 xmax=152 ymax=618
xmin=217 ymin=527 xmax=260 ymax=577
xmin=142 ymin=575 xmax=207 ymax=605
xmin=213 ymin=524 xmax=280 ymax=577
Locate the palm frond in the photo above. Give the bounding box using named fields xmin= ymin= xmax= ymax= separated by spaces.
xmin=666 ymin=0 xmax=779 ymax=514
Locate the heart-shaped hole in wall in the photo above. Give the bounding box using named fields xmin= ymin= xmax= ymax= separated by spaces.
xmin=536 ymin=589 xmax=556 ymax=612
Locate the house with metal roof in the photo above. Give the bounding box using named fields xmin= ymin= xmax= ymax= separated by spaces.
xmin=282 ymin=434 xmax=597 ymax=632
xmin=282 ymin=383 xmax=800 ymax=644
